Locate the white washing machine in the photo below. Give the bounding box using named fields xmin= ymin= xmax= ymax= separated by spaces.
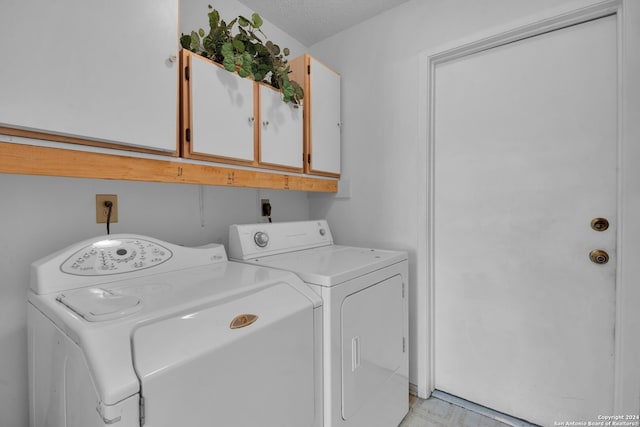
xmin=229 ymin=220 xmax=409 ymax=427
xmin=27 ymin=234 xmax=322 ymax=427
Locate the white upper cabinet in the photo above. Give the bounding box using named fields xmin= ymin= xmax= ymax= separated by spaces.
xmin=0 ymin=0 xmax=179 ymax=153
xmin=181 ymin=50 xmax=305 ymax=171
xmin=258 ymin=84 xmax=303 ymax=171
xmin=291 ymin=54 xmax=341 ymax=177
xmin=183 ymin=52 xmax=256 ymax=163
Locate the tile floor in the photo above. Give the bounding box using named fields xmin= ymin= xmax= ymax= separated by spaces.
xmin=399 ymin=395 xmax=512 ymax=427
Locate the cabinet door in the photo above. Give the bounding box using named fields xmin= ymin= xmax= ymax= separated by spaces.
xmin=0 ymin=0 xmax=178 ymax=153
xmin=185 ymin=53 xmax=256 ymax=163
xmin=258 ymin=84 xmax=303 ymax=171
xmin=309 ymin=57 xmax=341 ymax=176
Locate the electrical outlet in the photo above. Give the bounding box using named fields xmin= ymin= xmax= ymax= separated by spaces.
xmin=96 ymin=194 xmax=118 ymax=224
xmin=261 ymin=199 xmax=271 ymax=217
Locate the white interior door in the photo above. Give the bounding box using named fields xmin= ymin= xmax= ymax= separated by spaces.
xmin=433 ymin=15 xmax=617 ymax=425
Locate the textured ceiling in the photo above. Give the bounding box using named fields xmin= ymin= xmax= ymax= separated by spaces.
xmin=236 ymin=0 xmax=410 ymax=46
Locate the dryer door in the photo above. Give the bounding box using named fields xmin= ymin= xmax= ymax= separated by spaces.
xmin=341 ymin=274 xmax=405 ymax=419
xmin=133 ymin=283 xmax=318 ymax=427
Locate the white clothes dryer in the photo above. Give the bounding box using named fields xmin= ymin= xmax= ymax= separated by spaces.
xmin=27 ymin=234 xmax=322 ymax=427
xmin=229 ymin=220 xmax=409 ymax=427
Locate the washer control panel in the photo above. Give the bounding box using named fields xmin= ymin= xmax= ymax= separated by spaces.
xmin=60 ymin=238 xmax=173 ymax=276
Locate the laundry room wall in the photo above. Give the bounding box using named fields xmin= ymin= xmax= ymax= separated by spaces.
xmin=307 ymin=0 xmax=640 ymax=409
xmin=0 ymin=1 xmax=311 ymax=426
xmin=4 ymin=0 xmax=639 ymax=425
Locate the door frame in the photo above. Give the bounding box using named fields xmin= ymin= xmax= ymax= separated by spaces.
xmin=416 ymin=0 xmax=640 ymax=413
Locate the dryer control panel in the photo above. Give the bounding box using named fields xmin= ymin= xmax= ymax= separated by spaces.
xmin=229 ymin=220 xmax=334 ymax=259
xmin=61 ymin=238 xmax=172 ymax=276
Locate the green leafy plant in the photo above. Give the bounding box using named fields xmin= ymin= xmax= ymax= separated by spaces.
xmin=180 ymin=5 xmax=304 ymax=105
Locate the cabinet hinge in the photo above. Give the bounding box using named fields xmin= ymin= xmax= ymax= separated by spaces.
xmin=185 ymin=128 xmax=191 ymax=143
xmin=402 ymin=337 xmax=406 ymax=353
xmin=184 ymin=65 xmax=190 ymax=81
xmin=307 ymin=154 xmax=311 ymax=164
xmin=402 ymin=282 xmax=405 ymax=298
xmin=139 ymin=397 xmax=146 ymax=426
xmin=307 ymin=64 xmax=310 ymax=75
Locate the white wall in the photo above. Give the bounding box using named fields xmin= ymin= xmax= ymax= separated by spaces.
xmin=308 ymin=0 xmax=640 ymax=412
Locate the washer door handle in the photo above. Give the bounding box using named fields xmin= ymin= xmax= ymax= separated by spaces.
xmin=230 ymin=314 xmax=258 ymax=329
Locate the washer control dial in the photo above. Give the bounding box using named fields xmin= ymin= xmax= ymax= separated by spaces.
xmin=60 ymin=238 xmax=173 ymax=276
xmin=254 ymin=231 xmax=269 ymax=248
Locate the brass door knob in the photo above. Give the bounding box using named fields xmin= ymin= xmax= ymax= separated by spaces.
xmin=589 ymin=249 xmax=609 ymax=265
xmin=591 ymin=218 xmax=609 ymax=232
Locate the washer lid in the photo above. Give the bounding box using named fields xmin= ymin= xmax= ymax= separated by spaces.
xmin=244 ymin=245 xmax=407 ymax=286
xmin=57 ymin=288 xmax=142 ymax=321
xmin=132 ymin=282 xmax=317 ymax=426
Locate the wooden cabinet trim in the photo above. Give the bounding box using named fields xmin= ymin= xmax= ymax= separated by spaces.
xmin=182 ymin=50 xmax=305 ymax=173
xmin=290 ymin=54 xmax=312 ymax=173
xmin=180 ymin=50 xmax=259 ymax=166
xmin=0 ymin=141 xmax=337 ymax=192
xmin=290 ymin=54 xmax=341 ymax=178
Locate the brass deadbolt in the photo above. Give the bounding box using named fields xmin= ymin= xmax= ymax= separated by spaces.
xmin=589 ymin=249 xmax=609 ymax=265
xmin=590 ymin=218 xmax=609 ymax=232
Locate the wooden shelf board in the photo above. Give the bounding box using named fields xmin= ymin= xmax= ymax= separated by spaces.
xmin=0 ymin=142 xmax=337 ymax=193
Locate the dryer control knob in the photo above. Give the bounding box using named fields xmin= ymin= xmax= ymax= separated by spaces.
xmin=254 ymin=232 xmax=269 ymax=248
xmin=319 ymin=228 xmax=326 ymax=236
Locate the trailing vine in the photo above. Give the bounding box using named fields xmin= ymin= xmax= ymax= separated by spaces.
xmin=180 ymin=5 xmax=304 ymax=105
